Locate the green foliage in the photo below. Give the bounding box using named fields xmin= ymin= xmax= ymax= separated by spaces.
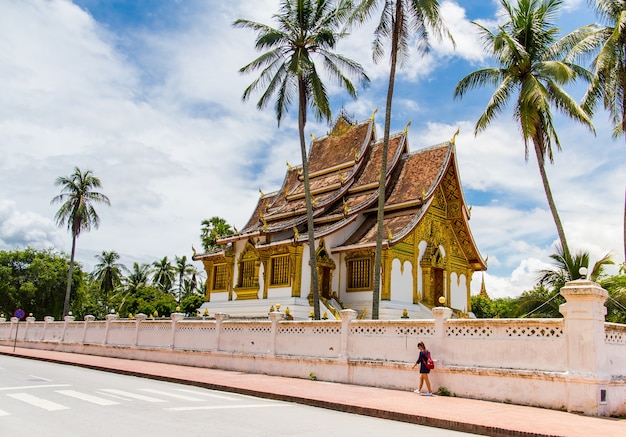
xmin=0 ymin=248 xmax=84 ymax=319
xmin=601 ymin=263 xmax=626 ymax=324
xmin=200 ymin=217 xmax=234 ymax=253
xmin=470 ymin=295 xmax=520 ymax=319
xmin=110 ymin=285 xmax=178 ymax=318
xmin=180 ymin=293 xmax=206 ymax=316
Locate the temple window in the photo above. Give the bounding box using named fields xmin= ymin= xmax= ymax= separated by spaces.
xmin=238 ymin=259 xmax=256 ymax=288
xmin=212 ymin=264 xmax=228 ymax=291
xmin=270 ymin=254 xmax=291 ymax=286
xmin=347 ymin=256 xmax=372 ymax=290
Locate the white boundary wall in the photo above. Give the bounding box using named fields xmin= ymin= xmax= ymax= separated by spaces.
xmin=1 ymin=279 xmax=624 ymax=416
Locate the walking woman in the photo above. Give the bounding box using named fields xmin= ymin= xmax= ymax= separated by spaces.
xmin=412 ymin=341 xmax=433 ymax=396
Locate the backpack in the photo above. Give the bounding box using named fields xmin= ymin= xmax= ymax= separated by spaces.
xmin=425 ymin=351 xmax=435 ymax=369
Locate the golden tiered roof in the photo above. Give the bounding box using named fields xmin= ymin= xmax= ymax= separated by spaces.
xmin=210 ymin=113 xmax=486 ymax=272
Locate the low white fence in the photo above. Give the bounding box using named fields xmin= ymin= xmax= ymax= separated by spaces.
xmin=0 ymin=279 xmax=624 ymax=417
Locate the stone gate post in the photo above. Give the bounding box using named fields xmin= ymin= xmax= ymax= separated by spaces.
xmin=268 ymin=311 xmax=285 ymax=357
xmin=339 ymin=309 xmax=357 ymax=362
xmin=559 ymin=277 xmax=609 ymax=415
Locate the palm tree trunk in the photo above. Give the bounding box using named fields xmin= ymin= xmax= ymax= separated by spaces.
xmin=63 ymin=234 xmax=77 ymax=317
xmin=373 ymin=1 xmax=402 ymax=320
xmin=299 ymin=78 xmax=320 ymax=319
xmin=533 ymin=139 xmax=571 ymax=260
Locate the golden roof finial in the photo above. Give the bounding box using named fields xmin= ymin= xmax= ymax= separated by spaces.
xmin=259 ymin=188 xmax=264 ymax=197
xmin=403 ymin=120 xmax=412 ymax=134
xmin=340 ymin=172 xmax=346 ymax=182
xmin=421 ymin=188 xmax=427 ymax=198
xmin=192 ymin=245 xmax=197 ymax=256
xmin=233 ymin=226 xmax=238 ymax=234
xmin=310 ymin=132 xmax=316 ymax=141
xmin=312 ymin=196 xmax=318 ymax=207
xmin=370 ymin=108 xmax=378 ymax=121
xmin=386 ymin=226 xmax=393 ymax=241
xmin=293 ymin=226 xmax=300 ymax=240
xmin=286 ymin=161 xmax=292 ymax=170
xmin=342 ymin=198 xmax=349 ymax=215
xmin=451 ymin=127 xmax=460 ymax=145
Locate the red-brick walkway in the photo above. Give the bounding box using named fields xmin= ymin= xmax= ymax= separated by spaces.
xmin=1 ymin=346 xmax=623 ymax=437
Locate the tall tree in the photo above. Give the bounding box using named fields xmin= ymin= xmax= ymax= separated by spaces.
xmin=200 ymin=216 xmax=234 ymax=253
xmin=152 ymin=256 xmax=176 ymax=293
xmin=574 ymin=0 xmax=626 ymax=261
xmin=234 ymin=0 xmax=369 ymax=319
xmin=454 ymin=0 xmax=594 ymax=263
xmin=92 ymin=250 xmax=127 ymax=313
xmin=174 ymin=255 xmax=196 ymax=304
xmin=352 ymin=0 xmax=453 ymax=318
xmin=537 ymin=244 xmax=614 ymax=291
xmin=51 ymin=167 xmax=110 ymax=316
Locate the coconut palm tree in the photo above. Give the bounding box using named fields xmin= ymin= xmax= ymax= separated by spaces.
xmin=92 ymin=250 xmax=127 ymax=313
xmin=51 ymin=167 xmax=111 ymax=316
xmin=234 ymin=0 xmax=369 ymax=319
xmin=516 ymin=245 xmax=613 ymax=318
xmin=573 ymin=0 xmax=626 ymax=262
xmin=538 ymin=243 xmax=614 ymax=291
xmin=152 ymin=256 xmax=176 ymax=293
xmin=351 ymin=0 xmax=453 ymax=318
xmin=174 ymin=255 xmax=196 ymax=304
xmin=454 ymin=0 xmax=595 ymax=262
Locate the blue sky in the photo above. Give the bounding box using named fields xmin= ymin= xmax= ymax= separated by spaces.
xmin=0 ymin=0 xmax=623 ymax=299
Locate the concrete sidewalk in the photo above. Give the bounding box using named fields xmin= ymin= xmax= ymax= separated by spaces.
xmin=1 ymin=346 xmax=623 ymax=437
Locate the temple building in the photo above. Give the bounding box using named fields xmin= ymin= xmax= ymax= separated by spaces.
xmin=194 ymin=112 xmax=486 ymax=319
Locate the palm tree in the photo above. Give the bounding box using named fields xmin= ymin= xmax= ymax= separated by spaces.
xmin=518 ymin=245 xmax=613 ymax=318
xmin=351 ymin=0 xmax=453 ymax=318
xmin=51 ymin=167 xmax=111 ymax=317
xmin=92 ymin=250 xmax=127 ymax=313
xmin=538 ymin=243 xmax=614 ymax=291
xmin=174 ymin=255 xmax=196 ymax=304
xmin=573 ymin=0 xmax=626 ymax=262
xmin=152 ymin=256 xmax=176 ymax=293
xmin=115 ymin=262 xmax=150 ymax=315
xmin=200 ymin=216 xmax=234 ymax=253
xmin=234 ymin=0 xmax=369 ymax=319
xmin=454 ymin=0 xmax=594 ymax=262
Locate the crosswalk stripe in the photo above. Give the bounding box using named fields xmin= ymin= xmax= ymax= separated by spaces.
xmin=165 ymin=404 xmax=290 ymax=412
xmin=139 ymin=388 xmax=203 ymax=401
xmin=98 ymin=389 xmax=166 ymax=403
xmin=7 ymin=392 xmax=69 ymax=411
xmin=0 ymin=384 xmax=71 ymax=391
xmin=174 ymin=388 xmax=242 ymax=401
xmin=56 ymin=390 xmax=120 ymax=406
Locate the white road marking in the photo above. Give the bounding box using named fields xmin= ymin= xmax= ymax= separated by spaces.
xmin=0 ymin=384 xmax=71 ymax=391
xmin=56 ymin=390 xmax=120 ymax=406
xmin=29 ymin=375 xmax=52 ymax=382
xmin=139 ymin=388 xmax=203 ymax=401
xmin=173 ymin=388 xmax=243 ymax=401
xmin=7 ymin=392 xmax=69 ymax=411
xmin=98 ymin=389 xmax=166 ymax=403
xmin=165 ymin=404 xmax=291 ymax=412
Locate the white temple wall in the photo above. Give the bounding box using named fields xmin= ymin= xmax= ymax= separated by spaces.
xmin=449 ymin=272 xmax=468 ymax=311
xmin=2 ymin=280 xmax=623 ymax=417
xmin=210 ymin=291 xmax=230 ymax=302
xmin=391 ymin=258 xmax=413 ymax=303
xmin=267 ymin=286 xmax=292 ymax=299
xmin=417 ymin=241 xmax=428 ymax=299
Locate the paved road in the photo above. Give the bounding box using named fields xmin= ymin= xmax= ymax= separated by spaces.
xmin=0 ymin=355 xmax=481 ymax=436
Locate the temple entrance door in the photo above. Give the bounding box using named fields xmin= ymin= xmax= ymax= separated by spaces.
xmin=320 ymin=267 xmax=332 ymax=299
xmin=432 ymin=267 xmax=444 ymax=305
